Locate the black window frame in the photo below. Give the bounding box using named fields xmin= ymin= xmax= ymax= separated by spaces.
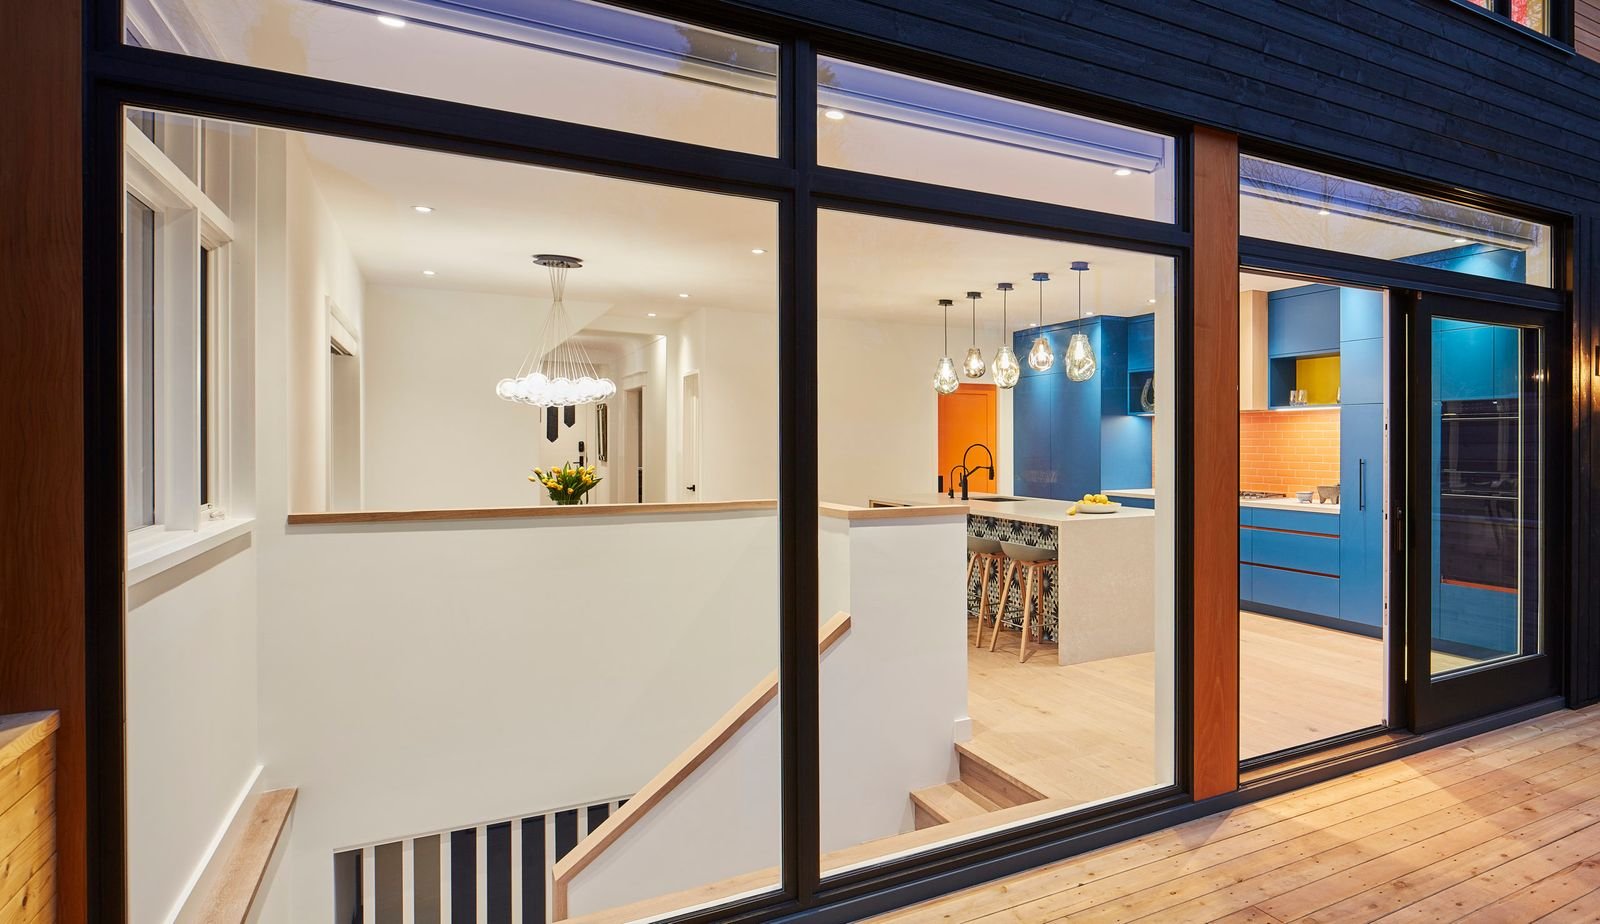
xmin=1441 ymin=0 xmax=1577 ymax=48
xmin=81 ymin=2 xmax=1576 ymax=923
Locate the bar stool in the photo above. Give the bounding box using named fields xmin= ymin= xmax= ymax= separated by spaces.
xmin=966 ymin=537 xmax=1007 ymax=647
xmin=990 ymin=541 xmax=1057 ymax=663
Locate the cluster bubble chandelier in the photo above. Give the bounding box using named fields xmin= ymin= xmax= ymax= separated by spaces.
xmin=496 ymin=255 xmax=617 ymax=408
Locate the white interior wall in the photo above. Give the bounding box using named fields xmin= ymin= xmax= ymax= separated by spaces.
xmin=126 ymin=537 xmax=262 ymax=924
xmin=285 ymin=136 xmax=365 ymax=513
xmin=567 ymin=512 xmax=969 ymax=917
xmin=260 ymin=511 xmax=780 ymax=923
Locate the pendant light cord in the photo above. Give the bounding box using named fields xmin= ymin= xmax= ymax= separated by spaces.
xmin=1077 ymin=269 xmax=1083 ymax=322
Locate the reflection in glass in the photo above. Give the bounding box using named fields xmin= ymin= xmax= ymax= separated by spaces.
xmin=819 ymin=57 xmax=1176 ymax=222
xmin=125 ymin=0 xmax=778 ymax=155
xmin=1240 ymin=155 xmax=1553 ymax=288
xmin=1429 ymin=318 xmax=1543 ymax=676
xmin=125 ymin=192 xmax=157 ymax=530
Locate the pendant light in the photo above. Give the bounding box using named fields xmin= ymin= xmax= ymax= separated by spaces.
xmin=962 ymin=290 xmax=986 ymax=378
xmin=991 ymin=282 xmax=1020 ymax=388
xmin=1027 ymin=272 xmax=1054 ymax=372
xmin=496 ymin=255 xmax=617 ymax=407
xmin=1065 ymin=260 xmax=1098 ymax=382
xmin=933 ymin=298 xmax=960 ymax=394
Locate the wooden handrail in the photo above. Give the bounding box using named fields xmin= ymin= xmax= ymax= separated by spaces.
xmin=176 ymin=788 xmax=297 ymax=924
xmin=550 ymin=612 xmax=853 ymax=921
xmin=288 ymin=500 xmax=776 ymax=525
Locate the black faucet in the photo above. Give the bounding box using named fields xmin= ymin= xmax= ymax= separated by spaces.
xmin=948 ymin=443 xmax=996 ymax=500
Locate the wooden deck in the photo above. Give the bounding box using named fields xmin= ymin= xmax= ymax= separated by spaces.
xmin=870 ymin=705 xmax=1600 ymax=923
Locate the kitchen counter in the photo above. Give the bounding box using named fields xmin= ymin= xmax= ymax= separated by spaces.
xmin=873 ymin=492 xmax=1155 ymax=666
xmin=1103 ymin=488 xmax=1339 ymax=516
xmin=868 ymin=493 xmax=1156 ymax=529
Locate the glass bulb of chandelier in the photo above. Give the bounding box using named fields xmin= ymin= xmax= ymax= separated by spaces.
xmin=991 ymin=344 xmax=1021 ymax=388
xmin=962 ymin=346 xmax=986 ymax=378
xmin=933 ymin=356 xmax=960 ymax=394
xmin=1027 ymin=334 xmax=1054 ymax=372
xmin=1065 ymin=332 xmax=1097 ymax=382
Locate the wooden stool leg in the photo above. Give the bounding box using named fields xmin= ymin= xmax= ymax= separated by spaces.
xmin=988 ymin=560 xmax=1012 ymax=652
xmin=1036 ymin=565 xmax=1049 ymax=650
xmin=991 ymin=560 xmax=1015 ymax=648
xmin=965 ymin=551 xmax=978 ymax=594
xmin=977 ymin=557 xmax=993 ymax=643
xmin=1019 ymin=565 xmax=1035 ymax=663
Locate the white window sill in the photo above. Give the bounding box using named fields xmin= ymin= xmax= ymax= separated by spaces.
xmin=128 ymin=517 xmax=255 ymax=586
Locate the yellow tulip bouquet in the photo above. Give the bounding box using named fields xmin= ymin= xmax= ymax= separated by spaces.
xmin=530 ymin=463 xmax=601 ymax=505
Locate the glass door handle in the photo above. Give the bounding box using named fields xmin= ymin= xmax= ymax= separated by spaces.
xmin=1359 ymin=458 xmax=1367 ymax=511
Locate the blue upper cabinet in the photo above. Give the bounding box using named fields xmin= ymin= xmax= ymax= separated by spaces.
xmin=1011 ymin=315 xmax=1152 ymax=499
xmin=1339 ymin=288 xmax=1383 ymax=342
xmin=1127 ymin=313 xmax=1155 ymax=373
xmin=1398 ymin=243 xmax=1526 ymax=285
xmin=1492 ymin=326 xmax=1521 ymax=400
xmin=1268 ymin=285 xmax=1341 ymax=358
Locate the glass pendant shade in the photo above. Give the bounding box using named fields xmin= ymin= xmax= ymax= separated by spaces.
xmin=1027 ymin=334 xmax=1054 ymax=371
xmin=933 ymin=356 xmax=960 ymax=394
xmin=992 ymin=344 xmax=1021 ymax=388
xmin=962 ymin=346 xmax=987 ymax=378
xmin=1065 ymin=331 xmax=1098 ymax=382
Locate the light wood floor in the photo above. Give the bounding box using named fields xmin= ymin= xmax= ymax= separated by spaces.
xmin=971 ymin=611 xmax=1387 ymax=803
xmin=871 ymin=705 xmax=1600 ymax=923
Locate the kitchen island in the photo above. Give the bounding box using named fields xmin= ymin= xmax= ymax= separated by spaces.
xmin=868 ymin=493 xmax=1157 ymax=665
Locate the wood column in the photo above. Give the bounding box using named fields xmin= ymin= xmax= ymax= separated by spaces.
xmin=1191 ymin=126 xmax=1241 ymax=800
xmin=0 ymin=3 xmax=88 ymax=922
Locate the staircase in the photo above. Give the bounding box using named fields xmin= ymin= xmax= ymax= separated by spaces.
xmin=909 ymin=743 xmax=1045 ymax=829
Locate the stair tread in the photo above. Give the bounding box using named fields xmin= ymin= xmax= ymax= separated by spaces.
xmin=956 ymin=741 xmax=1051 ymax=802
xmin=910 ymin=781 xmax=1000 ymax=823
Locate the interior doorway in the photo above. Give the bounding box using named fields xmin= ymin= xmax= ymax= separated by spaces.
xmin=622 ymin=386 xmax=644 ymax=503
xmin=680 ymin=372 xmax=700 ymax=501
xmin=937 ymin=383 xmax=998 ymax=494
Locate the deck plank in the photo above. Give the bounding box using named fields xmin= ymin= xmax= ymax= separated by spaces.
xmin=865 ymin=707 xmax=1600 ymax=924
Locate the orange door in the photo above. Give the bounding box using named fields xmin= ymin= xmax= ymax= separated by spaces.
xmin=938 ymin=384 xmax=998 ymax=493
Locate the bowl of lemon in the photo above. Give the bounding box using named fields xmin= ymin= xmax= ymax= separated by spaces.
xmin=1068 ymin=493 xmax=1121 ymax=516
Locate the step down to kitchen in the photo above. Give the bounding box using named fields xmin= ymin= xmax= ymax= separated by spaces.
xmin=909 ymin=745 xmax=1047 ymax=829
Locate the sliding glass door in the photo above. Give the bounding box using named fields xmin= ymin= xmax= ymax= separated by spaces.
xmin=1405 ymin=293 xmax=1560 ymax=731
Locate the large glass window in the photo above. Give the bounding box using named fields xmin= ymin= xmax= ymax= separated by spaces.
xmin=1240 ymin=155 xmax=1553 ymax=288
xmin=817 ymin=210 xmax=1177 ymax=873
xmin=818 ymin=57 xmax=1177 ymax=222
xmin=123 ymin=0 xmax=779 ymax=156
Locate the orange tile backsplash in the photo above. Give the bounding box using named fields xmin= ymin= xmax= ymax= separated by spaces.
xmin=1239 ymin=408 xmax=1341 ymax=495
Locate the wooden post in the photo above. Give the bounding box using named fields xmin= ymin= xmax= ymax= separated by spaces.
xmin=1191 ymin=126 xmax=1242 ymax=801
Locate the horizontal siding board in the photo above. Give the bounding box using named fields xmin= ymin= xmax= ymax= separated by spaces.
xmin=1007 ymin=0 xmax=1600 ymax=177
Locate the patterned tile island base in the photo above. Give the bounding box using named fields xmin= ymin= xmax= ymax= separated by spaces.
xmin=964 ymin=509 xmax=1158 ymax=665
xmin=967 ymin=514 xmax=1059 ymax=642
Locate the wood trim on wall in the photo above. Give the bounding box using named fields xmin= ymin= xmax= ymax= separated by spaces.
xmin=1191 ymin=126 xmax=1242 ymax=801
xmin=0 ymin=4 xmax=88 ymax=923
xmin=548 ymin=612 xmax=853 ymax=921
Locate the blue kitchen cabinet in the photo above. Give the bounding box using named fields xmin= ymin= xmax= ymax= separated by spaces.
xmin=1338 ymin=403 xmax=1385 ymax=631
xmin=1241 ymin=504 xmax=1344 ymax=624
xmin=1012 ymin=369 xmax=1059 ymax=497
xmin=1244 ymin=565 xmax=1342 ymax=620
xmin=1398 ymin=242 xmax=1526 ymax=284
xmin=1249 ymin=507 xmax=1338 ymax=534
xmin=1127 ymin=313 xmax=1155 ymax=373
xmin=1268 ymin=285 xmax=1341 ymax=358
xmin=1339 ymin=287 xmax=1383 ymax=342
xmin=1339 ymin=338 xmax=1383 ymax=405
xmin=1011 ymin=316 xmax=1151 ymax=500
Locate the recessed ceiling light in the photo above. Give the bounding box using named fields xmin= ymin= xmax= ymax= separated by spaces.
xmin=1113 ymin=167 xmax=1133 ymax=177
xmin=377 ymin=14 xmax=406 ymax=28
xmin=422 ymin=269 xmax=436 ymax=276
xmin=1453 ymin=237 xmax=1469 ymax=244
xmin=677 ymin=292 xmax=690 ymax=298
xmin=1147 ymin=298 xmax=1157 ymax=304
xmin=412 ymin=205 xmax=433 ymax=214
xmin=751 ymin=248 xmax=767 ymax=255
xmin=647 ymin=312 xmax=657 ymax=317
xmin=1086 ymin=311 xmax=1095 ymax=316
xmin=1317 ymin=208 xmax=1331 ymax=216
xmin=823 ymin=109 xmax=846 ymax=121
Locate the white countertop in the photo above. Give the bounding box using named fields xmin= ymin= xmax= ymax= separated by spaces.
xmin=868 ymin=493 xmax=1156 ymax=527
xmin=1102 ymin=488 xmax=1340 ymax=515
